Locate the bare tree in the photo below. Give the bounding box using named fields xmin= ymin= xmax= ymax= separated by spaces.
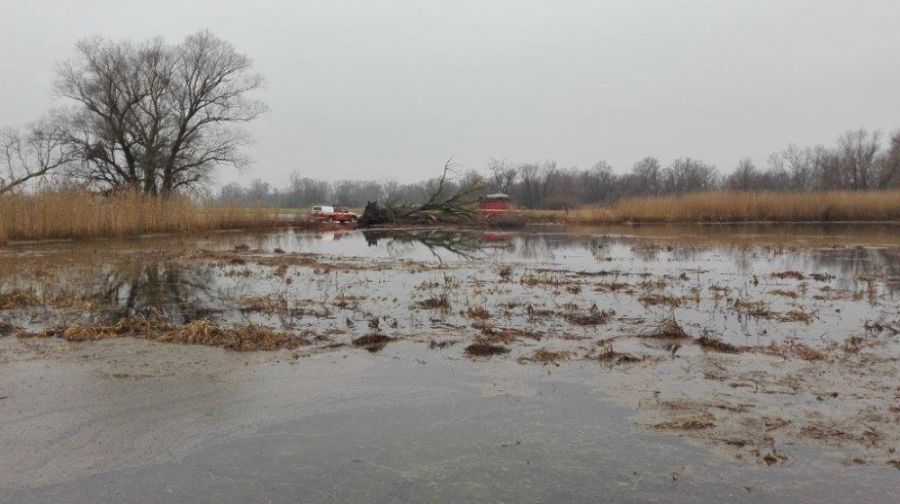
xmin=55 ymin=31 xmax=265 ymax=196
xmin=876 ymin=132 xmax=900 ymax=189
xmin=725 ymin=158 xmax=758 ymax=191
xmin=488 ymin=158 xmax=517 ymax=194
xmin=631 ymin=157 xmax=662 ymax=196
xmin=836 ymin=129 xmax=881 ymax=190
xmin=662 ymin=158 xmax=718 ymax=194
xmin=1 ymin=118 xmax=74 ymax=195
xmin=580 ymin=161 xmax=615 ymax=203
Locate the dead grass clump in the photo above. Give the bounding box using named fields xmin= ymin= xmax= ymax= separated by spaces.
xmin=522 ymin=348 xmax=572 ymax=365
xmin=418 ymin=293 xmax=450 ymax=310
xmin=429 ymin=339 xmax=456 ymax=349
xmin=475 ymin=322 xmax=542 ymax=343
xmin=596 ymin=344 xmax=643 ymax=364
xmin=779 ymin=309 xmax=813 ymax=323
xmin=162 ymin=321 xmax=306 ymax=351
xmin=769 ymin=289 xmax=800 ymax=299
xmin=351 ymin=333 xmax=393 ymax=352
xmin=772 ymin=271 xmax=804 ymax=281
xmin=62 ymin=315 xmax=171 ymax=342
xmin=465 ymin=342 xmax=510 ymax=357
xmin=498 ymin=265 xmax=513 ymax=281
xmin=695 ymin=334 xmax=741 ymax=353
xmin=594 ymin=281 xmax=631 ymax=293
xmin=519 ymin=272 xmax=563 ymax=287
xmin=732 ymin=299 xmax=778 ymax=319
xmin=791 ymin=342 xmax=826 ymax=361
xmin=640 ymin=314 xmax=690 ymax=339
xmin=638 ymin=293 xmax=682 ymax=307
xmin=239 ymin=294 xmax=289 ymax=315
xmin=23 ymin=315 xmax=306 ymax=351
xmin=0 ymin=289 xmax=40 ymax=309
xmin=467 ymin=306 xmax=492 ymax=319
xmin=564 ymin=304 xmax=613 ymax=326
xmin=653 ymin=415 xmax=716 ymax=430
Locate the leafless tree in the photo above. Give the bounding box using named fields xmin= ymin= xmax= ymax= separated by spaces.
xmin=631 ymin=157 xmax=662 ymax=196
xmin=488 ymin=158 xmax=517 ymax=194
xmin=877 ymin=132 xmax=900 ymax=188
xmin=55 ymin=31 xmax=265 ymax=196
xmin=662 ymin=158 xmax=718 ymax=194
xmin=580 ymin=161 xmax=615 ymax=203
xmin=836 ymin=129 xmax=881 ymax=190
xmin=1 ymin=117 xmax=74 ymax=195
xmin=725 ymin=158 xmax=758 ymax=191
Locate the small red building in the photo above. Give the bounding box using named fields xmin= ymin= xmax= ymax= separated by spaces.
xmin=478 ymin=193 xmax=515 ymax=216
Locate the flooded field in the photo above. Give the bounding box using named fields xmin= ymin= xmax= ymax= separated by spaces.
xmin=1 ymin=224 xmax=899 ymax=503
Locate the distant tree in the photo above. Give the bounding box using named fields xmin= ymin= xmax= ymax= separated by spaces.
xmin=516 ymin=161 xmax=558 ymax=208
xmin=580 ymin=161 xmax=615 ymax=203
xmin=631 ymin=157 xmax=662 ymax=196
xmin=836 ymin=129 xmax=881 ymax=190
xmin=662 ymin=158 xmax=718 ymax=194
xmin=55 ymin=31 xmax=265 ymax=196
xmin=725 ymin=158 xmax=758 ymax=191
xmin=286 ymin=172 xmax=331 ymax=206
xmin=487 ymin=158 xmax=517 ymax=194
xmin=0 ymin=117 xmax=74 ymax=195
xmin=877 ymin=132 xmax=900 ymax=188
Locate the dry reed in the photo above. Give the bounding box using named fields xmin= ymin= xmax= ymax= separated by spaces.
xmin=569 ymin=190 xmax=900 ymax=224
xmin=0 ymin=190 xmax=296 ymax=243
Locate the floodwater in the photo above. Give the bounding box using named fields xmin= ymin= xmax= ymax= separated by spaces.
xmin=1 ymin=224 xmax=899 ymax=503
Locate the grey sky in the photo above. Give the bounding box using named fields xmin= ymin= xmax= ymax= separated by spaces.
xmin=3 ymin=0 xmax=899 ymax=187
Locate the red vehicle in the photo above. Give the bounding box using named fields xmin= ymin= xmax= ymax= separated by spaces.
xmin=311 ymin=205 xmax=359 ymax=223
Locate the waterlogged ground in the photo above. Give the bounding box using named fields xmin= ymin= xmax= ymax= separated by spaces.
xmin=1 ymin=224 xmax=899 ymax=503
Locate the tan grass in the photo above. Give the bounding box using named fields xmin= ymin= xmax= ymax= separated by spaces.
xmin=569 ymin=190 xmax=900 ymax=224
xmin=0 ymin=190 xmax=297 ymax=243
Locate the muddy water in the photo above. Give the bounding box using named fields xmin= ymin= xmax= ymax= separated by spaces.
xmin=1 ymin=224 xmax=899 ymax=503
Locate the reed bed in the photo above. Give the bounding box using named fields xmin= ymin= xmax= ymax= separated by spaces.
xmin=569 ymin=190 xmax=900 ymax=224
xmin=0 ymin=191 xmax=296 ymax=243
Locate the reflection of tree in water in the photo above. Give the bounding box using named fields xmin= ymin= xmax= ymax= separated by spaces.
xmin=361 ymin=229 xmax=512 ymax=261
xmin=804 ymin=248 xmax=900 ymax=291
xmin=92 ymin=260 xmax=227 ymax=323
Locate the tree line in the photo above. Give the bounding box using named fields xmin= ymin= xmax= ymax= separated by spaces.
xmin=3 ymin=32 xmax=899 ymax=208
xmin=217 ymin=128 xmax=900 ymax=209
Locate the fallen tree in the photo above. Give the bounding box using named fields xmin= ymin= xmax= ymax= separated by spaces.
xmin=358 ymin=158 xmax=484 ymax=227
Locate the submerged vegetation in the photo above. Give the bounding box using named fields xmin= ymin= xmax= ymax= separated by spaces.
xmin=2 ymin=227 xmax=900 ymax=470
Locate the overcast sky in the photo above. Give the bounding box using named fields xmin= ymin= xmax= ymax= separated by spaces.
xmin=3 ymin=0 xmax=899 ymax=187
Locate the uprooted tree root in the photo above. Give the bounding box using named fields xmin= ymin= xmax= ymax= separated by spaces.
xmin=19 ymin=316 xmax=309 ymax=351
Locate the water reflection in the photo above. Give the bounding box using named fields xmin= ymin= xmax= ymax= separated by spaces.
xmin=104 ymin=262 xmax=229 ymax=323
